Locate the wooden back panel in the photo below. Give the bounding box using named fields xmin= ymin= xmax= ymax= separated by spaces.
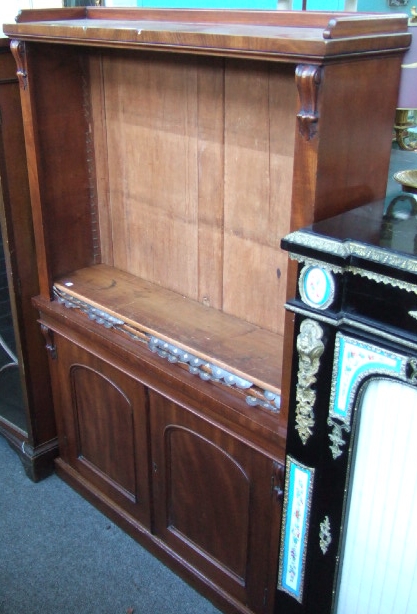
xmin=92 ymin=50 xmax=295 ymax=336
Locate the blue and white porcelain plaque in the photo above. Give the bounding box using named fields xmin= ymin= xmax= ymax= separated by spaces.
xmin=299 ymin=265 xmax=335 ymax=310
xmin=278 ymin=456 xmax=315 ymax=603
xmin=331 ymin=335 xmax=406 ymax=424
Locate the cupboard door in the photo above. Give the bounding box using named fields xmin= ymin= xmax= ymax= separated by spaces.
xmin=49 ymin=333 xmax=151 ymax=529
xmin=150 ymin=390 xmax=283 ymax=614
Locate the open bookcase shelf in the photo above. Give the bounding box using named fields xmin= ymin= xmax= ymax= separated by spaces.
xmin=53 ymin=264 xmax=283 ymax=408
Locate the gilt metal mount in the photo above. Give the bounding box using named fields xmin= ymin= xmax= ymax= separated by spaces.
xmin=294 ymin=319 xmax=325 ymax=445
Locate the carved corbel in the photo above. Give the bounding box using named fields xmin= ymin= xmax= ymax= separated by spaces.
xmin=294 ymin=319 xmax=325 ymax=445
xmin=10 ymin=40 xmax=28 ymax=90
xmin=40 ymin=324 xmax=57 ymax=360
xmin=295 ymin=65 xmax=322 ymax=141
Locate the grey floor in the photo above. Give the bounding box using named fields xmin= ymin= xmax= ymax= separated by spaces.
xmin=0 ymin=435 xmax=222 ymax=614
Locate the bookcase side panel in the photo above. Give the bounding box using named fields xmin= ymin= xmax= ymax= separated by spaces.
xmin=27 ymin=44 xmax=97 ymax=286
xmin=314 ymin=56 xmax=403 ymax=220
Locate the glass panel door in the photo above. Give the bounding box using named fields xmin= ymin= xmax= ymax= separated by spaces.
xmin=336 ymin=379 xmax=417 ymax=614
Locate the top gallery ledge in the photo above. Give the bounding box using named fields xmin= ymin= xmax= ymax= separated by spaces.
xmin=3 ymin=7 xmax=411 ymax=62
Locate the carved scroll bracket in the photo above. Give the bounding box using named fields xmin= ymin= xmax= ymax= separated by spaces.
xmin=10 ymin=40 xmax=28 ymax=90
xmin=295 ymin=319 xmax=325 ymax=445
xmin=40 ymin=324 xmax=57 ymax=360
xmin=295 ymin=65 xmax=322 ymax=141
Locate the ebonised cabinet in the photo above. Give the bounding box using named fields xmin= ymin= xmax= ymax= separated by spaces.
xmin=3 ymin=7 xmax=410 ymax=614
xmin=279 ymin=193 xmax=417 ymax=613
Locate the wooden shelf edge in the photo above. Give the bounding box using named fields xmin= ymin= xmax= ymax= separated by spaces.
xmin=51 ymin=264 xmax=282 ymax=411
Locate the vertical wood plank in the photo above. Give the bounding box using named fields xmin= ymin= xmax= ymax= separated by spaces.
xmin=103 ymin=51 xmax=200 ymax=298
xmin=223 ymin=60 xmax=295 ymax=335
xmin=90 ymin=53 xmax=113 ymax=266
xmin=196 ymin=58 xmax=225 ymax=310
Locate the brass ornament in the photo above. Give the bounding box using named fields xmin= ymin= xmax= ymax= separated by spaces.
xmin=319 ymin=515 xmax=332 ymax=555
xmin=327 ymin=416 xmax=350 ymax=460
xmin=407 ymin=357 xmax=417 ymax=384
xmin=290 ymin=253 xmax=343 ymax=276
xmin=349 ymin=267 xmax=417 ymax=295
xmin=295 ymin=319 xmax=325 ymax=445
xmin=285 ymin=230 xmax=417 ymax=294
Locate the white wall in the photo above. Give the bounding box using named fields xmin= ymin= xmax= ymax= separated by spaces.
xmin=1 ymin=1 xmax=61 ymax=37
